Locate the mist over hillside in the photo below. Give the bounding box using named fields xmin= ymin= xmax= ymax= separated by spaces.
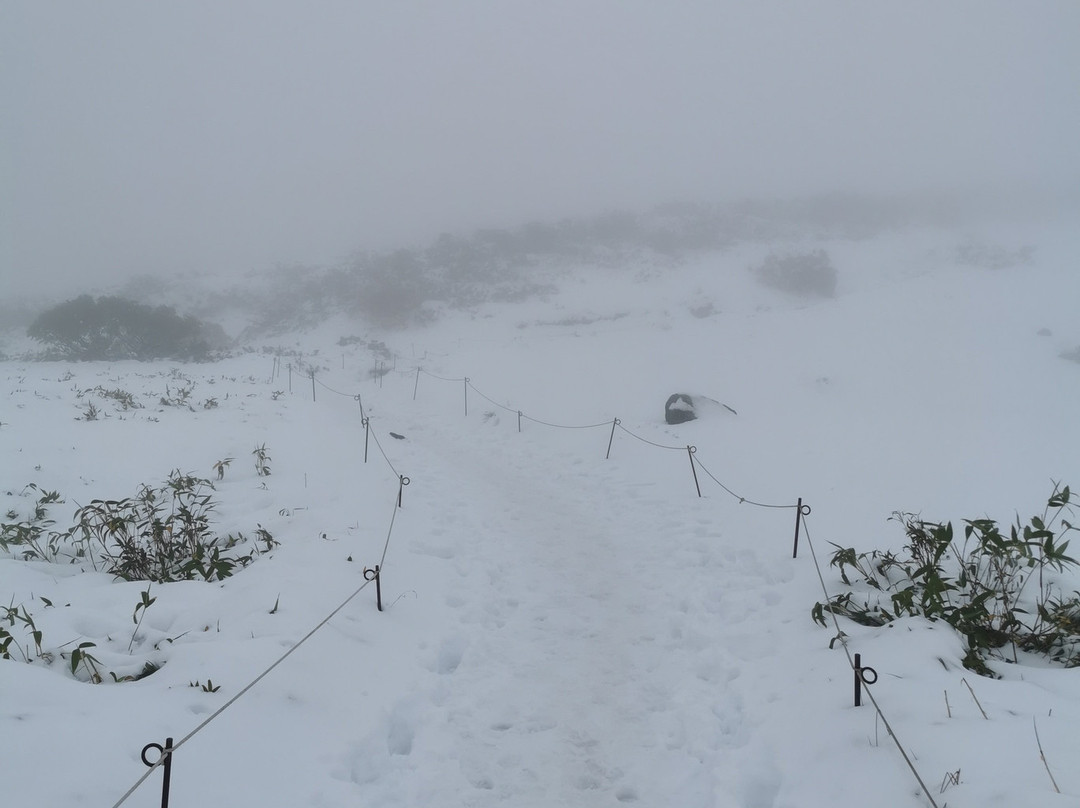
xmin=3 ymin=189 xmax=1069 ymax=357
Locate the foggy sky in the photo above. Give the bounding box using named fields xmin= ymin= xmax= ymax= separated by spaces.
xmin=3 ymin=1 xmax=1079 ymax=297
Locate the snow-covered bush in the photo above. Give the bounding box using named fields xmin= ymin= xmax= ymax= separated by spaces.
xmin=27 ymin=295 xmax=225 ymax=361
xmin=751 ymin=249 xmax=837 ymax=298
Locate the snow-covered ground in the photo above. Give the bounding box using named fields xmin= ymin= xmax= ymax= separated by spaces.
xmin=2 ymin=219 xmax=1079 ymax=807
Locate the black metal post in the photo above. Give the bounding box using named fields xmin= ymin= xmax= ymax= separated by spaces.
xmin=686 ymin=446 xmax=702 ymax=497
xmin=311 ymin=370 xmax=316 ymax=402
xmin=854 ymin=652 xmax=862 ymax=706
xmin=364 ymin=566 xmax=383 ymax=611
xmin=517 ymin=410 xmax=522 ymax=433
xmin=853 ymin=653 xmax=877 ymax=706
xmin=792 ymin=498 xmax=810 ymax=558
xmin=606 ymin=418 xmax=619 ymax=459
xmin=413 ymin=366 xmax=420 ymax=400
xmin=363 ymin=418 xmax=370 ymax=463
xmin=464 ymin=377 xmax=469 ymax=416
xmin=398 ymin=475 xmax=410 ymax=508
xmin=141 ymin=736 xmax=174 ymax=808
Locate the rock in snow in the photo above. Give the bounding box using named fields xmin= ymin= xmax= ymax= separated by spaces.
xmin=665 ymin=393 xmax=737 ymax=424
xmin=665 ymin=393 xmax=697 ymax=424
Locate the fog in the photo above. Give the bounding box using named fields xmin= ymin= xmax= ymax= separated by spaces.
xmin=3 ymin=1 xmax=1078 ymax=297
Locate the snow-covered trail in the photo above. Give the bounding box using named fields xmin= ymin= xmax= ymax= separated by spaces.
xmin=332 ymin=384 xmax=830 ymax=807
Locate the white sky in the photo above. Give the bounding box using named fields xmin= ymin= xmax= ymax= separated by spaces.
xmin=2 ymin=1 xmax=1079 ymax=295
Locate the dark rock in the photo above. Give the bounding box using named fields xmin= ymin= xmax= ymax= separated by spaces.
xmin=665 ymin=394 xmax=697 ymax=425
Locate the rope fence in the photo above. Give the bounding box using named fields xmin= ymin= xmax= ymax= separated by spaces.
xmin=800 ymin=515 xmax=940 ymax=808
xmin=111 ymin=483 xmax=404 ymax=807
xmin=107 ymin=350 xmax=940 ymax=807
xmin=399 ymin=360 xmax=943 ymax=807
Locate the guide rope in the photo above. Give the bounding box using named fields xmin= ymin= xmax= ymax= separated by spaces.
xmin=111 ymin=568 xmax=380 ymax=807
xmin=419 ymin=367 xmax=466 ymax=383
xmin=465 ymin=379 xmax=520 ymax=414
xmin=313 ymin=376 xmax=358 ymax=399
xmin=690 ymin=455 xmax=799 ymax=510
xmin=800 ymin=516 xmax=940 ymax=808
xmin=615 ymin=422 xmax=684 ymax=451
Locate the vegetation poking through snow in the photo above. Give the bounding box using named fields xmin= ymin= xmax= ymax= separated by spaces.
xmin=1 ymin=472 xmax=279 ymax=583
xmin=814 ymin=484 xmax=1079 ymax=676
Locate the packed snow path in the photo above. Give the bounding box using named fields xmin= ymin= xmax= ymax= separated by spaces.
xmin=331 ymin=397 xmax=809 ymax=807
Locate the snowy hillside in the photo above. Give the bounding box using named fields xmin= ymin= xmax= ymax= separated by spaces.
xmin=2 ymin=218 xmax=1079 ymax=807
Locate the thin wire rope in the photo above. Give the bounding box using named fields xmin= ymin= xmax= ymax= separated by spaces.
xmin=111 ymin=572 xmax=377 ymax=807
xmin=800 ymin=516 xmax=940 ymax=808
xmin=419 ymin=367 xmax=466 ymax=383
xmin=520 ymin=413 xmax=613 ymax=430
xmin=691 ymin=455 xmax=799 ymax=509
xmin=378 ymin=487 xmax=401 ymax=569
xmin=367 ymin=422 xmax=401 ymax=478
xmin=466 ymin=380 xmax=521 ymax=414
xmin=314 ymin=376 xmax=360 ymax=399
xmin=615 ymin=422 xmax=685 ymax=451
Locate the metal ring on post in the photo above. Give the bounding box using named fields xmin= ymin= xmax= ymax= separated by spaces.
xmin=858 ymin=666 xmax=879 ymax=686
xmin=800 ymin=502 xmax=812 ymax=518
xmin=141 ymin=742 xmax=166 ymax=768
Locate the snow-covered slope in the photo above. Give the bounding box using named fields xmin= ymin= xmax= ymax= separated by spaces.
xmin=1 ymin=220 xmax=1078 ymax=807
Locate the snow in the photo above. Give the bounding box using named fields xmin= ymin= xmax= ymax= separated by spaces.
xmin=2 ymin=221 xmax=1079 ymax=807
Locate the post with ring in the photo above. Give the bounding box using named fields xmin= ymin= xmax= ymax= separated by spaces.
xmin=364 ymin=566 xmax=383 ymax=612
xmin=398 ymin=475 xmax=410 ymax=508
xmin=792 ymin=498 xmax=811 ymax=558
xmin=686 ymin=446 xmax=702 ymax=497
xmin=141 ymin=736 xmax=175 ymax=808
xmin=854 ymin=652 xmax=878 ymax=706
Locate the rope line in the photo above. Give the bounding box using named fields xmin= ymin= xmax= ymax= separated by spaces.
xmin=314 ymin=376 xmax=358 ymax=399
xmin=111 ymin=569 xmax=379 ymax=807
xmin=419 ymin=368 xmax=466 ymax=383
xmin=379 ymin=489 xmax=401 ymax=569
xmin=800 ymin=516 xmax=940 ymax=808
xmin=615 ymin=422 xmax=684 ymax=451
xmin=109 ymin=475 xmax=410 ymax=807
xmin=691 ymin=456 xmax=798 ymax=509
xmin=520 ymin=413 xmax=613 ymax=430
xmin=466 ymin=380 xmax=520 ymax=414
xmin=367 ymin=424 xmax=401 ymax=478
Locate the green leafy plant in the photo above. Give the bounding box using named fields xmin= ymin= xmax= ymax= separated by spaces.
xmin=1 ymin=602 xmax=45 ymax=663
xmin=128 ymin=585 xmax=156 ymax=653
xmin=3 ymin=472 xmax=275 ymax=583
xmin=67 ymin=641 xmax=103 ymax=683
xmin=0 ymin=484 xmax=68 ymax=563
xmin=71 ymin=470 xmax=254 ymax=583
xmin=212 ymin=457 xmax=234 ymax=481
xmin=159 ymin=382 xmax=195 ymax=409
xmin=813 ymin=484 xmax=1079 ymax=675
xmin=189 ymin=679 xmax=221 ymax=693
xmin=253 ymin=443 xmax=272 ymax=477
